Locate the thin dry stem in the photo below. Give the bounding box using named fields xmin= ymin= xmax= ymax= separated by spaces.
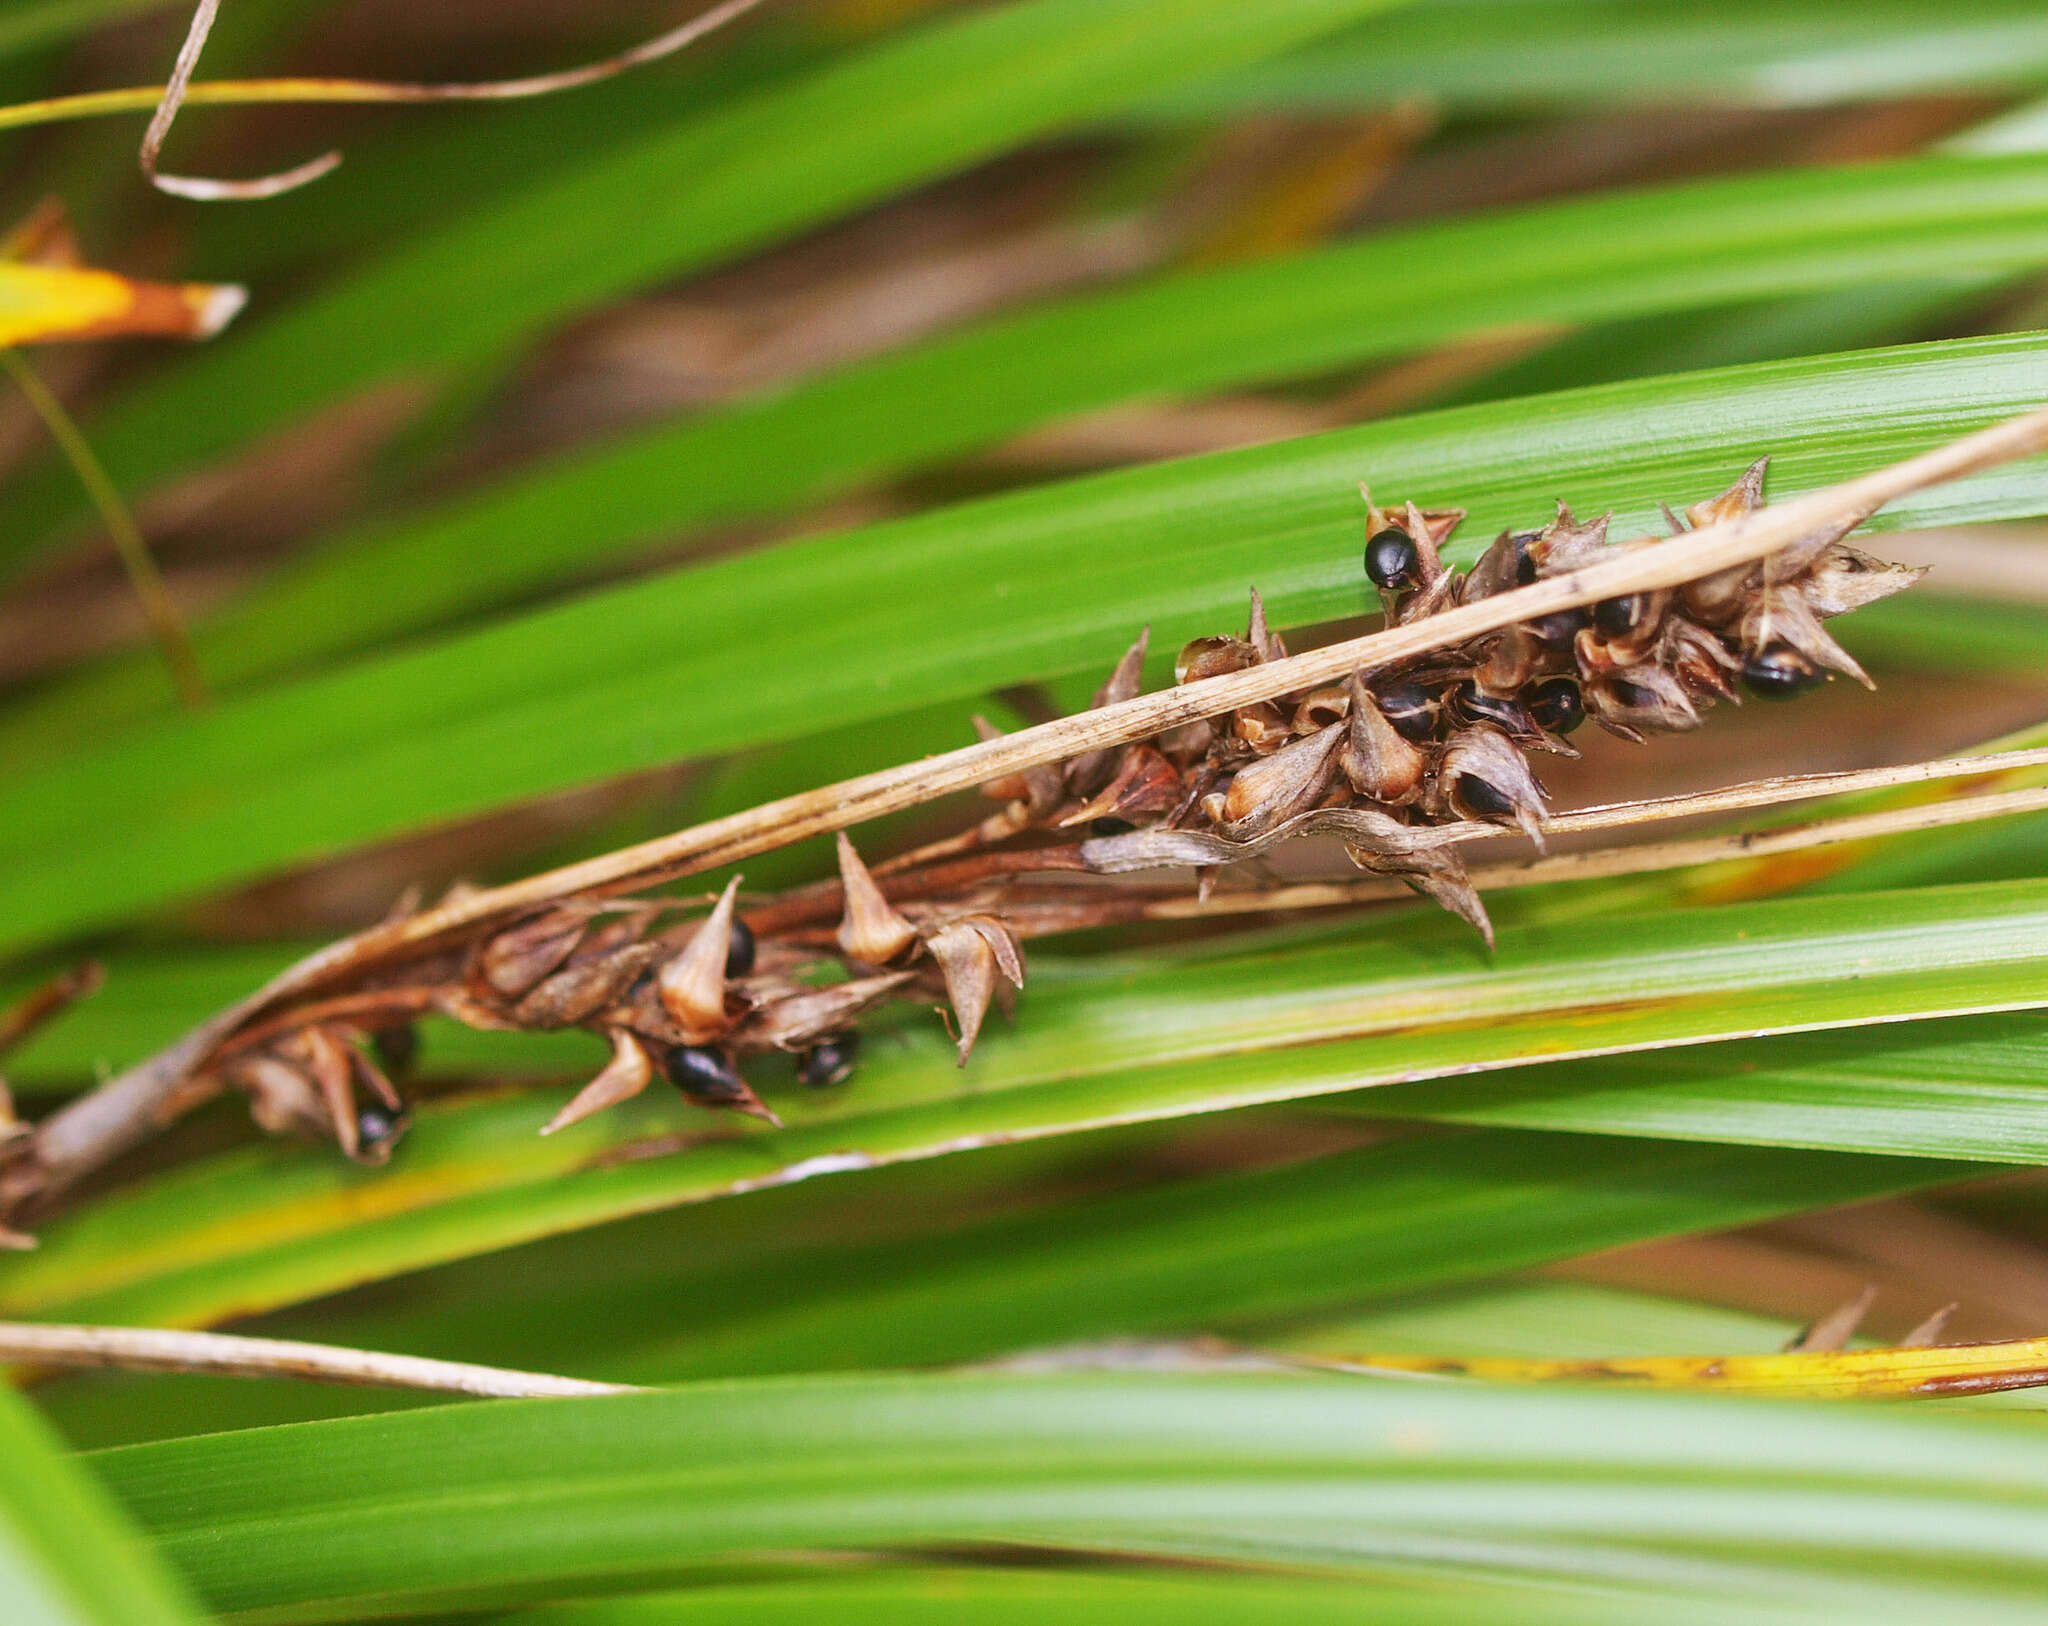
xmin=140 ymin=0 xmax=774 ymax=198
xmin=12 ymin=408 xmax=2048 ymax=1212
xmin=0 ymin=352 xmax=206 ymax=707
xmin=0 ymin=1320 xmax=644 ymax=1397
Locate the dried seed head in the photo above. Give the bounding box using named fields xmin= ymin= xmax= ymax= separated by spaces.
xmin=835 ymin=833 xmax=919 ymax=965
xmin=657 ymin=876 xmax=742 ymax=1043
xmin=284 ymin=1025 xmax=361 ymax=1159
xmin=541 ymin=1028 xmax=655 ymax=1136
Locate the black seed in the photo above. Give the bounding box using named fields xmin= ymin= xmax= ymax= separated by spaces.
xmin=663 ymin=1043 xmax=748 ymax=1104
xmin=1524 ymin=676 xmax=1584 ymax=735
xmin=798 ymin=1033 xmax=861 ymax=1089
xmin=369 ymin=1023 xmax=418 ymax=1078
xmin=1453 ymin=680 xmax=1531 ymax=735
xmin=1454 ymin=773 xmax=1515 ymax=820
xmin=1090 ymin=817 xmax=1136 ymax=837
xmin=1375 ymin=681 xmax=1439 ymax=743
xmin=1610 ymin=678 xmax=1656 ymax=711
xmin=725 ymin=916 xmax=757 ymax=979
xmin=1364 ymin=527 xmax=1421 ymax=590
xmin=1742 ymin=645 xmax=1823 ymax=700
xmin=1510 ymin=531 xmax=1542 ymax=584
xmin=355 ymin=1103 xmax=408 ymax=1154
xmin=1528 ymin=605 xmax=1590 ymax=648
xmin=1593 ymin=594 xmax=1649 ymax=639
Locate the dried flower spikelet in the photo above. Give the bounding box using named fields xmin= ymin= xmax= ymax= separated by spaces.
xmin=1800 ymin=545 xmax=1925 ymax=618
xmin=1176 ymin=635 xmax=1260 ymax=686
xmin=541 ymin=1029 xmax=654 ymax=1136
xmin=1059 ymin=744 xmax=1183 ymax=828
xmin=282 ymin=1024 xmax=361 ymax=1158
xmin=475 ymin=907 xmax=590 ymax=999
xmin=835 ymin=832 xmax=919 ymax=965
xmin=1434 ymin=726 xmax=1548 ymax=850
xmin=515 ymin=941 xmax=662 ymax=1029
xmin=1067 ymin=627 xmax=1149 ymax=793
xmin=746 ymin=971 xmax=918 ymax=1052
xmin=972 ymin=715 xmax=1062 ymax=815
xmin=1219 ymin=721 xmax=1344 ymax=838
xmin=657 ymin=876 xmax=742 ymax=1042
xmin=1584 ymin=663 xmax=1700 ymax=739
xmin=1246 ymin=588 xmax=1288 ymax=663
xmin=230 ymin=1052 xmax=327 ymax=1140
xmin=1741 ymin=590 xmax=1872 ymax=688
xmin=924 ymin=916 xmax=1024 ymax=1064
xmin=1340 ymin=675 xmax=1425 ymax=804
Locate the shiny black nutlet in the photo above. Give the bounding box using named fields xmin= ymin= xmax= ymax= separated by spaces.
xmin=1452 ymin=680 xmax=1530 ymax=736
xmin=1528 ymin=605 xmax=1590 ymax=648
xmin=798 ymin=1033 xmax=861 ymax=1089
xmin=1364 ymin=527 xmax=1422 ymax=591
xmin=724 ymin=916 xmax=757 ymax=979
xmin=355 ymin=1104 xmax=408 ymax=1153
xmin=1376 ymin=681 xmax=1438 ymax=743
xmin=664 ymin=1043 xmax=748 ymax=1104
xmin=1592 ymin=594 xmax=1648 ymax=639
xmin=1742 ymin=645 xmax=1824 ymax=700
xmin=1453 ymin=773 xmax=1515 ymax=820
xmin=1524 ymin=676 xmax=1584 ymax=735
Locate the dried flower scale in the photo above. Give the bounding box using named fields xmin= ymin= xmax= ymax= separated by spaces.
xmin=93 ymin=458 xmax=1924 ymax=1171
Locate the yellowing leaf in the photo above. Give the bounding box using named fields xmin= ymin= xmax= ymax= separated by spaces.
xmin=0 ymin=261 xmax=243 ymax=346
xmin=1306 ymin=1337 xmax=2048 ymax=1399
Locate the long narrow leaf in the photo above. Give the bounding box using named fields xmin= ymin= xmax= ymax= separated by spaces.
xmin=0 ymin=1383 xmax=206 ymax=1626
xmin=24 ymin=150 xmax=2048 ymax=731
xmin=0 ymin=0 xmax=1413 ymax=574
xmin=91 ymin=1372 xmax=2048 ymax=1622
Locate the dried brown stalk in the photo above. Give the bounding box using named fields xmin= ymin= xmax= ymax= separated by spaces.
xmin=0 ymin=1320 xmax=642 ymax=1397
xmin=7 ymin=407 xmax=2048 ymax=1222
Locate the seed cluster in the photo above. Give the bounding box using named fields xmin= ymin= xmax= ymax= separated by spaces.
xmin=206 ymin=460 xmax=1919 ymax=1161
xmin=1052 ymin=459 xmax=1921 ymax=940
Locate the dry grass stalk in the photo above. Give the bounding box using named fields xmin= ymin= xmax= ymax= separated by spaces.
xmin=0 ymin=1320 xmax=642 ymax=1397
xmin=138 ymin=0 xmax=776 ymax=199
